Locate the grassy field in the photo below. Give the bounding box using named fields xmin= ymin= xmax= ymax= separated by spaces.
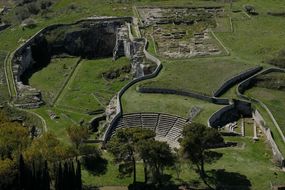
xmin=216 ymin=0 xmax=285 ymax=65
xmin=29 ymin=57 xmax=79 ymax=105
xmin=32 ymin=106 xmax=92 ymax=143
xmin=139 ymin=57 xmax=252 ymax=96
xmin=82 ymin=136 xmax=285 ymax=189
xmin=122 ymin=85 xmax=223 ymax=125
xmin=56 ymin=57 xmax=131 ymax=113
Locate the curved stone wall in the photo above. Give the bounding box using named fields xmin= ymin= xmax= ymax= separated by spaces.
xmin=213 ymin=66 xmax=263 ymax=97
xmin=208 ymin=99 xmax=252 ymax=128
xmin=138 ymin=87 xmax=229 ymax=105
xmin=237 ymin=67 xmax=285 ymax=143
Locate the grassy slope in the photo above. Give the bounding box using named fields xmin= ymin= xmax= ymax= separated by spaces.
xmin=140 ymin=57 xmax=252 ymax=96
xmin=247 ymin=87 xmax=285 ymax=134
xmin=32 ymin=106 xmax=92 ymax=143
xmin=29 ymin=57 xmax=79 ymax=104
xmin=57 ymin=57 xmax=131 ymax=113
xmin=122 ymin=85 xmax=223 ymax=125
xmin=216 ymin=0 xmax=285 ymax=65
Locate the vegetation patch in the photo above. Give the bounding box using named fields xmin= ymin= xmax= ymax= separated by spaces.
xmin=253 ymin=71 xmax=285 ymax=91
xmin=268 ymin=49 xmax=285 ymax=68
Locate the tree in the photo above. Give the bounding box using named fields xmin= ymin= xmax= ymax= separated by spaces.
xmin=19 ymin=154 xmax=27 ymax=189
xmin=42 ymin=160 xmax=50 ymax=190
xmin=138 ymin=140 xmax=174 ymax=184
xmin=75 ymin=160 xmax=82 ymax=190
xmin=66 ymin=125 xmax=89 ymax=149
xmin=24 ymin=132 xmax=77 ymax=164
xmin=0 ymin=123 xmax=30 ymax=159
xmin=0 ymin=159 xmax=18 ymax=190
xmin=180 ymin=123 xmax=224 ymax=189
xmin=107 ymin=128 xmax=155 ymax=184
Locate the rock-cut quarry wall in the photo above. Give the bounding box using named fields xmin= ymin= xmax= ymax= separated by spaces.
xmin=11 ymin=17 xmax=133 ymax=108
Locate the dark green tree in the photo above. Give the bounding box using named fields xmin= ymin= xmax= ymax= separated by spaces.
xmin=139 ymin=140 xmax=174 ymax=184
xmin=75 ymin=160 xmax=82 ymax=190
xmin=107 ymin=128 xmax=155 ymax=184
xmin=180 ymin=123 xmax=224 ymax=189
xmin=19 ymin=154 xmax=26 ymax=189
xmin=42 ymin=160 xmax=50 ymax=190
xmin=55 ymin=163 xmax=63 ymax=190
xmin=66 ymin=125 xmax=89 ymax=149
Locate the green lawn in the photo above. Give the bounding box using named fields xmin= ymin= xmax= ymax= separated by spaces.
xmin=29 ymin=57 xmax=79 ymax=105
xmin=139 ymin=57 xmax=252 ymax=96
xmin=32 ymin=106 xmax=92 ymax=143
xmin=122 ymin=85 xmax=223 ymax=125
xmin=57 ymin=57 xmax=131 ymax=113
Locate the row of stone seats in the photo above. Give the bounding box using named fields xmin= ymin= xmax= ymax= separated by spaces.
xmin=156 ymin=114 xmax=178 ymax=137
xmin=110 ymin=113 xmax=187 ymax=147
xmin=165 ymin=118 xmax=186 ymax=141
xmin=141 ymin=113 xmax=159 ymax=130
xmin=123 ymin=113 xmax=142 ymax=128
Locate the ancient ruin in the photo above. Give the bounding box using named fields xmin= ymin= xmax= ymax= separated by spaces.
xmin=138 ymin=7 xmax=225 ymax=58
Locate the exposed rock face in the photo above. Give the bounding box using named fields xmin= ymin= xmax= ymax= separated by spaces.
xmin=12 ymin=17 xmax=157 ymax=108
xmin=130 ymin=39 xmax=145 ymax=78
xmin=12 ymin=18 xmax=132 ymax=108
xmin=113 ymin=25 xmax=131 ymax=60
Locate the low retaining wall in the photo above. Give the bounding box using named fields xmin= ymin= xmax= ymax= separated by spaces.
xmin=138 ymin=87 xmax=229 ymax=105
xmin=253 ymin=110 xmax=285 ymax=167
xmin=213 ymin=66 xmax=262 ymax=97
xmin=208 ymin=99 xmax=252 ymax=128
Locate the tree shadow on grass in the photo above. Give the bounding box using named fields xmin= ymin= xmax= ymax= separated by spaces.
xmin=128 ymin=174 xmax=179 ymax=190
xmin=82 ymin=154 xmax=108 ymax=176
xmin=208 ymin=169 xmax=252 ymax=190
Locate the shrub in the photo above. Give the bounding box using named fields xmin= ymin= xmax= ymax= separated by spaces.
xmin=27 ymin=2 xmax=40 ymax=15
xmin=39 ymin=0 xmax=53 ymax=10
xmin=21 ymin=18 xmax=37 ymax=28
xmin=15 ymin=6 xmax=31 ymax=21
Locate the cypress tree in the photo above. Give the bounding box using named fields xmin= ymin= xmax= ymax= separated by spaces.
xmin=55 ymin=163 xmax=63 ymax=190
xmin=42 ymin=160 xmax=50 ymax=190
xmin=75 ymin=160 xmax=82 ymax=190
xmin=69 ymin=161 xmax=76 ymax=189
xmin=32 ymin=161 xmax=37 ymax=190
xmin=19 ymin=154 xmax=26 ymax=190
xmin=63 ymin=162 xmax=69 ymax=190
